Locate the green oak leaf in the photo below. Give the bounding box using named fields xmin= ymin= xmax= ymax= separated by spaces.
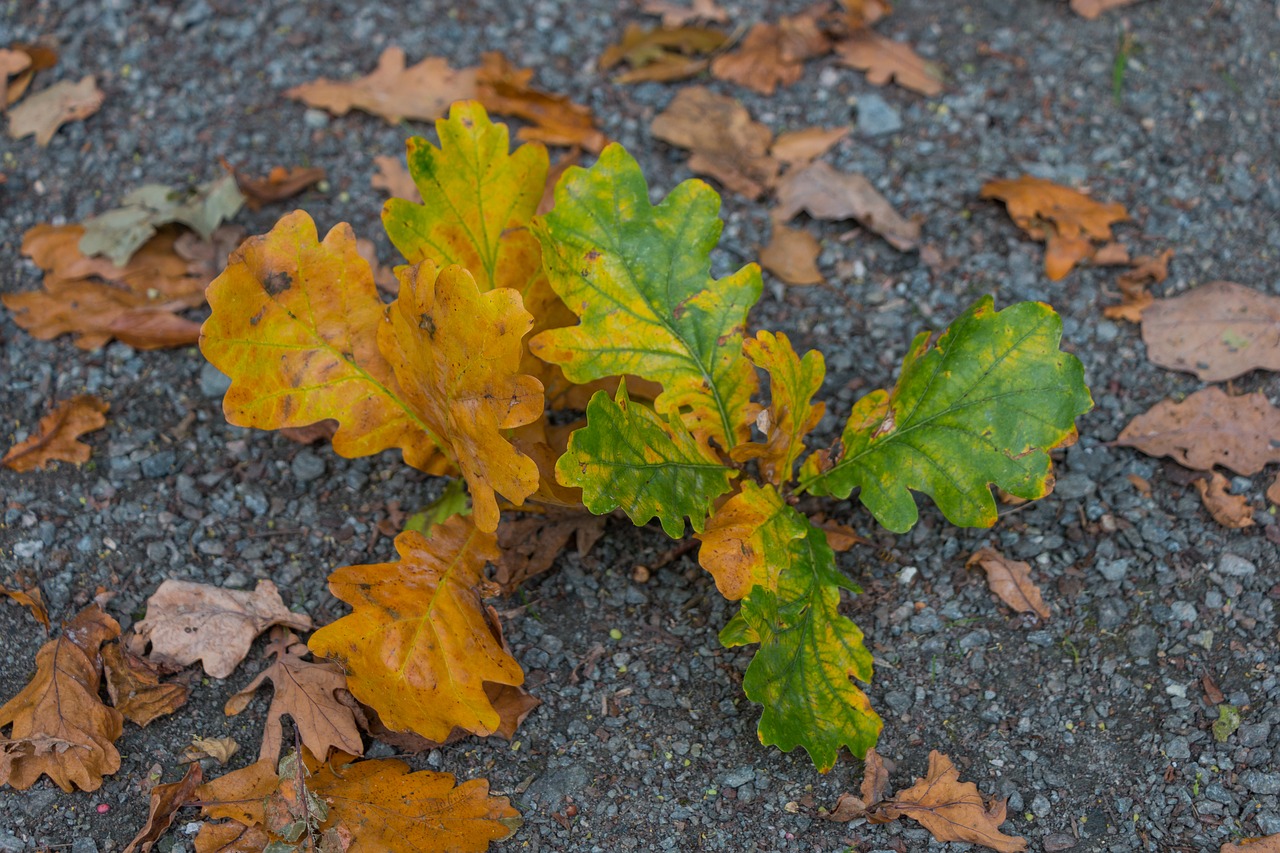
xmin=800 ymin=296 xmax=1092 ymax=533
xmin=530 ymin=143 xmax=761 ymax=451
xmin=556 ymin=383 xmax=733 ymax=538
xmin=720 ymin=516 xmax=882 ymax=771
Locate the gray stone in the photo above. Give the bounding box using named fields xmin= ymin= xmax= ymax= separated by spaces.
xmin=1218 ymin=553 xmax=1257 ymax=577
xmin=1096 ymin=597 xmax=1129 ymax=630
xmin=291 ymin=450 xmax=326 ymax=483
xmin=1241 ymin=770 xmax=1280 ymax=795
xmin=856 ymin=93 xmax=902 ymax=136
xmin=721 ymin=766 xmax=755 ymax=788
xmin=1031 ymin=793 xmax=1052 ymax=818
xmin=1239 ymin=722 xmax=1273 ymax=748
xmin=1097 ymin=558 xmax=1130 ymax=582
xmin=1169 ymin=601 xmax=1197 ymax=622
xmin=1053 ymin=473 xmax=1097 ymax=500
xmin=71 ymin=839 xmax=98 ymax=853
xmin=910 ymin=609 xmax=943 ymax=633
xmin=1166 ymin=736 xmax=1191 ymax=760
xmin=0 ymin=832 xmax=23 ymax=853
xmin=141 ymin=450 xmax=177 ymax=478
xmin=884 ymin=690 xmax=912 ymax=715
xmin=1258 ymin=812 xmax=1280 ymax=835
xmin=199 ymin=361 xmax=232 ymax=399
xmin=526 ymin=764 xmax=590 ymax=807
xmin=303 ymin=108 xmax=330 ymax=129
xmin=1127 ymin=624 xmax=1158 ymax=658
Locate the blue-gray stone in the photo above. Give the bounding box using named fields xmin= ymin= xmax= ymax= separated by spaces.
xmin=857 ymin=93 xmax=902 ymax=136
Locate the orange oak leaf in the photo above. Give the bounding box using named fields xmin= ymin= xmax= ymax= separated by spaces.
xmin=132 ymin=579 xmax=312 ymax=680
xmin=2 ymin=395 xmax=108 ymax=473
xmin=1140 ymin=281 xmax=1280 ymax=381
xmin=224 ymin=161 xmax=325 ymax=211
xmin=6 ymin=224 xmax=206 ymax=350
xmin=285 ymin=46 xmax=477 ymax=124
xmin=877 ymin=751 xmax=1027 ymax=852
xmin=100 ymin=642 xmax=189 ymax=727
xmin=711 ymin=8 xmax=829 ymax=95
xmin=650 ymin=85 xmax=780 ymax=199
xmin=732 ymin=330 xmax=826 ymax=485
xmin=599 ymin=23 xmax=726 ymax=84
xmin=308 ymin=519 xmax=526 ymax=742
xmin=834 ymin=31 xmax=943 ymax=96
xmin=1071 ymin=0 xmax=1140 ymax=19
xmin=774 ymin=160 xmax=920 ymax=251
xmin=1194 ymin=472 xmax=1255 ymax=529
xmin=981 ymin=176 xmax=1129 ymax=280
xmin=0 ymin=605 xmax=124 ymax=792
xmin=476 ymin=52 xmax=606 ymax=152
xmin=759 ymin=221 xmax=824 ymax=286
xmin=769 ymin=126 xmax=849 ymax=166
xmin=1104 ymin=249 xmax=1172 ymax=323
xmin=224 ymin=628 xmax=363 ymax=762
xmin=178 ymin=736 xmax=239 ymax=765
xmin=1115 ymin=387 xmax=1280 ymax=476
xmin=378 ymin=260 xmax=543 ymax=532
xmin=641 ymin=0 xmax=729 ymax=27
xmin=122 ymin=762 xmax=202 ymax=853
xmin=966 ymin=547 xmax=1051 ymax=620
xmin=0 ymin=585 xmax=50 ymax=629
xmin=696 ymin=481 xmax=807 ymax=600
xmin=4 ymin=43 xmax=59 ymax=108
xmin=7 ymin=75 xmax=103 ymax=145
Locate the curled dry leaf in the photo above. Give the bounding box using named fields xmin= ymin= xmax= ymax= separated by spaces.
xmin=824 ymin=746 xmax=890 ymax=822
xmin=122 ymin=762 xmax=202 ymax=853
xmin=0 ymin=585 xmax=50 ymax=628
xmin=371 ymin=153 xmax=421 ymax=202
xmin=641 ymin=0 xmax=729 ymax=27
xmin=1071 ymin=0 xmax=1141 ymax=19
xmin=178 ymin=735 xmax=240 ymax=765
xmin=0 ymin=49 xmax=32 ymax=106
xmin=711 ymin=8 xmax=829 ymax=95
xmin=476 ymin=51 xmax=606 ymax=152
xmin=6 ymin=75 xmax=102 ymax=145
xmin=878 ymin=751 xmax=1027 ymax=852
xmin=494 ymin=506 xmax=607 ymax=592
xmin=774 ymin=160 xmax=920 ymax=251
xmin=1194 ymin=472 xmax=1255 ymax=529
xmin=2 ymin=395 xmax=109 ymax=472
xmin=760 ymin=221 xmax=824 ymax=285
xmin=599 ymin=23 xmax=726 ymax=84
xmin=769 ymin=125 xmax=848 ymax=166
xmin=650 ymin=85 xmax=779 ymax=199
xmin=286 ymin=46 xmax=477 ymax=124
xmin=224 ymin=161 xmax=325 ymax=210
xmin=1104 ymin=249 xmax=1172 ymax=323
xmin=1140 ymin=281 xmax=1280 ymax=381
xmin=132 ymin=579 xmax=313 ymax=679
xmin=834 ymin=31 xmax=943 ymax=96
xmin=101 ymin=642 xmax=189 ymax=727
xmin=3 ymin=43 xmax=58 ymax=107
xmin=0 ymin=605 xmax=123 ymax=792
xmin=1115 ymin=387 xmax=1280 ymax=476
xmin=966 ymin=547 xmax=1051 ymax=620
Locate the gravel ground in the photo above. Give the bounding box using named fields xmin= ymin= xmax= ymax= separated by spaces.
xmin=3 ymin=1 xmax=1280 ymax=851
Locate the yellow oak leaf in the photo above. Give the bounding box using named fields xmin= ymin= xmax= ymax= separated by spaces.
xmin=732 ymin=330 xmax=826 ymax=486
xmin=308 ymin=518 xmax=525 ymax=742
xmin=696 ymin=481 xmax=809 ymax=600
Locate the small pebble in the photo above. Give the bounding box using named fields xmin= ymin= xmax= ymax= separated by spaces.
xmin=291 ymin=450 xmax=326 ymax=483
xmin=856 ymin=93 xmax=903 ymax=136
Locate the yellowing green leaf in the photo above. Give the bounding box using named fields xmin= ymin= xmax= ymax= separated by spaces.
xmin=531 ymin=143 xmax=762 ymax=450
xmin=557 ymin=383 xmax=733 ymax=538
xmin=696 ymin=481 xmax=808 ymax=600
xmin=307 ymin=518 xmax=524 ymax=743
xmin=732 ymin=330 xmax=825 ymax=486
xmin=800 ymin=296 xmax=1091 ymax=533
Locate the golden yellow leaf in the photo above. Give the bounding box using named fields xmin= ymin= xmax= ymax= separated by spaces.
xmin=732 ymin=330 xmax=826 ymax=485
xmin=696 ymin=481 xmax=808 ymax=599
xmin=2 ymin=395 xmax=108 ymax=472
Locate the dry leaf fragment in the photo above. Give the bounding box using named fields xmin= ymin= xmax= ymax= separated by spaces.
xmin=600 ymin=23 xmax=726 ymax=84
xmin=966 ymin=548 xmax=1051 ymax=620
xmin=1269 ymin=474 xmax=1280 ymax=507
xmin=834 ymin=31 xmax=943 ymax=96
xmin=225 ymin=162 xmax=325 ymax=211
xmin=1194 ymin=472 xmax=1255 ymax=529
xmin=123 ymin=763 xmax=203 ymax=853
xmin=0 ymin=585 xmax=50 ymax=628
xmin=769 ymin=125 xmax=849 ymax=166
xmin=1140 ymin=281 xmax=1280 ymax=381
xmin=494 ymin=506 xmax=607 ymax=592
xmin=0 ymin=605 xmax=124 ymax=792
xmin=650 ymin=85 xmax=780 ymax=199
xmin=1071 ymin=0 xmax=1141 ymax=19
xmin=286 ymin=46 xmax=477 ymax=124
xmin=878 ymin=751 xmax=1027 ymax=851
xmin=711 ymin=10 xmax=829 ymax=95
xmin=1115 ymin=387 xmax=1280 ymax=476
xmin=2 ymin=395 xmax=109 ymax=472
xmin=838 ymin=0 xmax=893 ymax=29
xmin=0 ymin=49 xmax=32 ymax=106
xmin=6 ymin=75 xmax=102 ymax=145
xmin=224 ymin=628 xmax=363 ymax=762
xmin=133 ymin=579 xmax=313 ymax=679
xmin=475 ymin=52 xmax=607 ymax=152
xmin=825 ymin=746 xmax=891 ymax=822
xmin=774 ymin=160 xmax=920 ymax=250
xmin=1091 ymin=242 xmax=1130 ymax=266
xmin=1103 ymin=249 xmax=1172 ymax=322
xmin=370 ymin=154 xmax=421 ymax=202
xmin=641 ymin=0 xmax=729 ymax=27
xmin=760 ymin=221 xmax=824 ymax=285
xmin=179 ymin=735 xmax=240 ymax=766
xmin=101 ymin=642 xmax=190 ymax=727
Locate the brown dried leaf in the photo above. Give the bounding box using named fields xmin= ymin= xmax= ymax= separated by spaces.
xmin=1269 ymin=474 xmax=1280 ymax=507
xmin=226 ymin=162 xmax=325 ymax=211
xmin=193 ymin=821 xmax=271 ymax=852
xmin=179 ymin=736 xmax=240 ymax=766
xmin=1071 ymin=0 xmax=1141 ymax=19
xmin=1104 ymin=249 xmax=1172 ymax=323
xmin=641 ymin=0 xmax=730 ymax=27
xmin=1115 ymin=387 xmax=1280 ymax=476
xmin=224 ymin=628 xmax=363 ymax=762
xmin=811 ymin=517 xmax=869 ymax=552
xmin=101 ymin=642 xmax=189 ymax=727
xmin=285 ymin=46 xmax=476 ymax=124
xmin=4 ymin=43 xmax=58 ymax=108
xmin=770 ymin=125 xmax=848 ymax=166
xmin=862 ymin=746 xmax=891 ymax=805
xmin=838 ymin=0 xmax=893 ymax=29
xmin=123 ymin=763 xmax=203 ymax=853
xmin=774 ymin=160 xmax=919 ymax=250
xmin=760 ymin=221 xmax=823 ymax=285
xmin=0 ymin=49 xmax=32 ymax=106
xmin=650 ymin=85 xmax=779 ymax=199
xmin=494 ymin=506 xmax=607 ymax=592
xmin=1140 ymin=281 xmax=1280 ymax=381
xmin=371 ymin=154 xmax=421 ymax=203
xmin=6 ymin=75 xmax=102 ymax=145
xmin=133 ymin=579 xmax=313 ymax=679
xmin=0 ymin=605 xmax=124 ymax=792
xmin=173 ymin=225 xmax=247 ymax=282
xmin=711 ymin=9 xmax=829 ymax=95
xmin=1091 ymin=242 xmax=1130 ymax=266
xmin=600 ymin=23 xmax=726 ymax=84
xmin=966 ymin=547 xmax=1051 ymax=620
xmin=834 ymin=30 xmax=943 ymax=96
xmin=476 ymin=52 xmax=606 ymax=152
xmin=2 ymin=395 xmax=109 ymax=472
xmin=0 ymin=585 xmax=50 ymax=629
xmin=880 ymin=751 xmax=1027 ymax=852
xmin=1194 ymin=472 xmax=1255 ymax=529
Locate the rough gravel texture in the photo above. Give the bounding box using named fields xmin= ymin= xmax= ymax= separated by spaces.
xmin=3 ymin=1 xmax=1280 ymax=851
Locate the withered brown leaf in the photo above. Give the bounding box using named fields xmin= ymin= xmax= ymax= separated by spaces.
xmin=966 ymin=547 xmax=1051 ymax=620
xmin=101 ymin=642 xmax=190 ymax=727
xmin=1194 ymin=473 xmax=1255 ymax=529
xmin=6 ymin=75 xmax=103 ymax=145
xmin=1140 ymin=281 xmax=1280 ymax=381
xmin=774 ymin=160 xmax=919 ymax=251
xmin=650 ymin=85 xmax=779 ymax=199
xmin=1115 ymin=387 xmax=1280 ymax=476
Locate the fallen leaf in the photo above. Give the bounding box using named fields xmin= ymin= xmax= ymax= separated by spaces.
xmin=476 ymin=51 xmax=607 ymax=152
xmin=78 ymin=175 xmax=245 ymax=266
xmin=173 ymin=224 xmax=247 ymax=283
xmin=600 ymin=23 xmax=726 ymax=84
xmin=813 ymin=517 xmax=869 ymax=552
xmin=1194 ymin=472 xmax=1255 ymax=529
xmin=966 ymin=548 xmax=1051 ymax=620
xmin=178 ymin=735 xmax=240 ymax=766
xmin=1071 ymin=0 xmax=1141 ymax=19
xmin=2 ymin=395 xmax=109 ymax=472
xmin=769 ymin=125 xmax=849 ymax=165
xmin=711 ymin=8 xmax=829 ymax=95
xmin=0 ymin=585 xmax=50 ymax=628
xmin=132 ymin=579 xmax=313 ymax=679
xmin=494 ymin=506 xmax=607 ymax=592
xmin=826 ymin=791 xmax=870 ymax=821
xmin=1115 ymin=387 xmax=1280 ymax=476
xmin=774 ymin=160 xmax=919 ymax=250
xmin=877 ymin=751 xmax=1027 ymax=852
xmin=650 ymin=85 xmax=779 ymax=199
xmin=837 ymin=0 xmax=893 ymax=30
xmin=0 ymin=605 xmax=124 ymax=792
xmin=286 ymin=46 xmax=477 ymax=124
xmin=1269 ymin=474 xmax=1280 ymax=506
xmin=224 ymin=628 xmax=363 ymax=762
xmin=370 ymin=153 xmax=421 ymax=202
xmin=6 ymin=75 xmax=102 ymax=145
xmin=1127 ymin=472 xmax=1153 ymax=498
xmin=825 ymin=746 xmax=890 ymax=822
xmin=981 ymin=175 xmax=1129 ymax=280
xmin=834 ymin=30 xmax=943 ymax=96
xmin=1140 ymin=281 xmax=1280 ymax=381
xmin=641 ymin=0 xmax=729 ymax=27
xmin=224 ymin=161 xmax=325 ymax=210
xmin=1104 ymin=248 xmax=1172 ymax=322
xmin=101 ymin=642 xmax=190 ymax=727
xmin=0 ymin=49 xmax=32 ymax=106
xmin=123 ymin=763 xmax=203 ymax=853
xmin=1091 ymin=242 xmax=1131 ymax=265
xmin=760 ymin=221 xmax=824 ymax=285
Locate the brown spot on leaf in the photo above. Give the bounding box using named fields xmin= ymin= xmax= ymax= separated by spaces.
xmin=264 ymin=271 xmax=293 ymax=295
